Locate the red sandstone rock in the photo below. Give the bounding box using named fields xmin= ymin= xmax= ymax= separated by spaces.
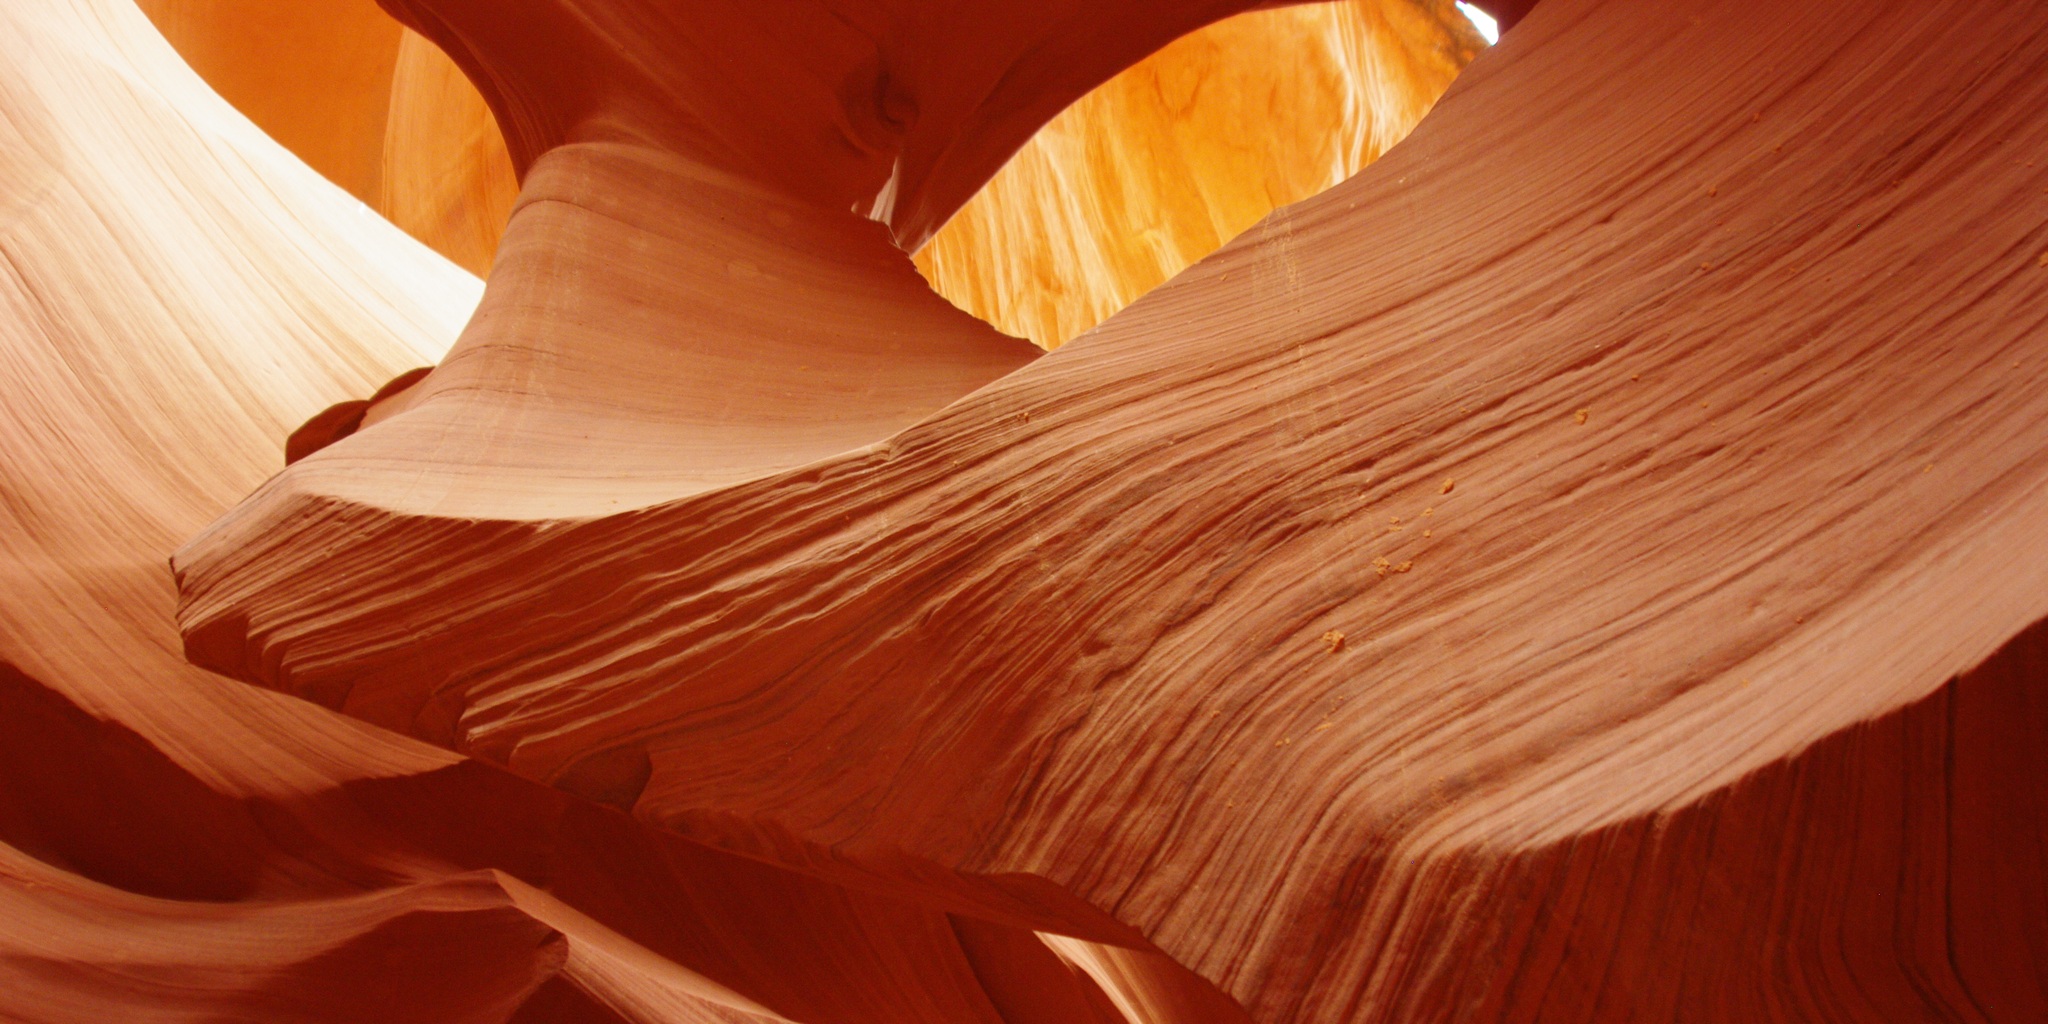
xmin=132 ymin=0 xmax=519 ymax=275
xmin=913 ymin=1 xmax=1483 ymax=347
xmin=5 ymin=0 xmax=2047 ymax=1020
xmin=0 ymin=2 xmax=1218 ymax=1020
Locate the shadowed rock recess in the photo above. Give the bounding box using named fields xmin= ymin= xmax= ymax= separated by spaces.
xmin=1 ymin=0 xmax=2043 ymax=1020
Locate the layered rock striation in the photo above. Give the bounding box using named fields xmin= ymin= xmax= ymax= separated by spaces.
xmin=0 ymin=1 xmax=1207 ymax=1019
xmin=172 ymin=0 xmax=2048 ymax=1020
xmin=133 ymin=0 xmax=518 ymax=274
xmin=1 ymin=0 xmax=2043 ymax=1020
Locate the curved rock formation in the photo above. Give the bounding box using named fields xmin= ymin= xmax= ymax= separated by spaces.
xmin=1 ymin=1 xmax=1232 ymax=1020
xmin=133 ymin=0 xmax=518 ymax=274
xmin=169 ymin=0 xmax=2048 ymax=1021
xmin=914 ymin=0 xmax=1483 ymax=347
xmin=5 ymin=0 xmax=2045 ymax=1018
xmin=135 ymin=1 xmax=1481 ymax=348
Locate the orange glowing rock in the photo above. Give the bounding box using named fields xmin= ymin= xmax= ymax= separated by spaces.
xmin=5 ymin=0 xmax=2046 ymax=1020
xmin=134 ymin=0 xmax=517 ymax=274
xmin=915 ymin=1 xmax=1483 ymax=347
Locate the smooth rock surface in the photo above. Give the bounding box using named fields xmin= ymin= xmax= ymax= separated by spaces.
xmin=171 ymin=0 xmax=2048 ymax=1020
xmin=914 ymin=0 xmax=1482 ymax=347
xmin=1 ymin=2 xmax=1189 ymax=1020
xmin=133 ymin=0 xmax=518 ymax=274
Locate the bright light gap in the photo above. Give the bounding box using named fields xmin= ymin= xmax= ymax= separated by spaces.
xmin=1456 ymin=2 xmax=1500 ymax=45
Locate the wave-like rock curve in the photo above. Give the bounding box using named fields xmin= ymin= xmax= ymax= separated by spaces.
xmin=169 ymin=0 xmax=2048 ymax=1020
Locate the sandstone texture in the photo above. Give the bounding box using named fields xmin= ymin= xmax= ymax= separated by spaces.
xmin=134 ymin=0 xmax=518 ymax=274
xmin=4 ymin=0 xmax=2046 ymax=1021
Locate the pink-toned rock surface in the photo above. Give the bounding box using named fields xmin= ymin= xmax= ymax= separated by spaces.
xmin=0 ymin=1 xmax=1195 ymax=1020
xmin=4 ymin=0 xmax=2045 ymax=1020
xmin=135 ymin=1 xmax=1482 ymax=349
xmin=173 ymin=0 xmax=2048 ymax=1020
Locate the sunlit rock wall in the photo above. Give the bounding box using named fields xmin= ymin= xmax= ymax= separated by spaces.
xmin=913 ymin=0 xmax=1483 ymax=347
xmin=136 ymin=0 xmax=1478 ymax=338
xmin=134 ymin=0 xmax=517 ymax=275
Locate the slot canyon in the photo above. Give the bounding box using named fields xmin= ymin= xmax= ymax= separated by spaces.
xmin=1 ymin=0 xmax=2044 ymax=1020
